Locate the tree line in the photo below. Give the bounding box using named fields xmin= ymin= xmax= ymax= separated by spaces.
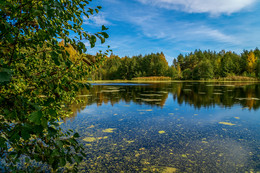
xmin=90 ymin=48 xmax=260 ymax=80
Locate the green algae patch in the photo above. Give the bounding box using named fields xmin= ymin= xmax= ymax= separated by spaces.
xmin=219 ymin=122 xmax=236 ymax=126
xmin=181 ymin=154 xmax=187 ymax=158
xmin=162 ymin=167 xmax=177 ymax=173
xmin=234 ymin=117 xmax=240 ymax=120
xmin=102 ymin=128 xmax=116 ymax=133
xmin=87 ymin=125 xmax=95 ymax=129
xmin=158 ymin=131 xmax=166 ymax=134
xmin=83 ymin=137 xmax=97 ymax=142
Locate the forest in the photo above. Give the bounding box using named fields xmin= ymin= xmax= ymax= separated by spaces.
xmin=90 ymin=48 xmax=260 ymax=80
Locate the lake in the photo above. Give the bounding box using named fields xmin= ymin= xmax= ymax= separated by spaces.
xmin=62 ymin=82 xmax=260 ymax=172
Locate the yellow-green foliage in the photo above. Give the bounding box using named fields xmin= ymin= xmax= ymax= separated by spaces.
xmin=247 ymin=51 xmax=257 ymax=73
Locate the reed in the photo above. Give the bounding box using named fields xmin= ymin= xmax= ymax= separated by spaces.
xmin=132 ymin=76 xmax=171 ymax=81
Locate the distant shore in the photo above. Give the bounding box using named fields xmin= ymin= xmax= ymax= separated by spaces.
xmin=87 ymin=76 xmax=259 ymax=83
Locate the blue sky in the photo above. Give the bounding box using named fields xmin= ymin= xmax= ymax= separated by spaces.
xmin=83 ymin=0 xmax=260 ymax=64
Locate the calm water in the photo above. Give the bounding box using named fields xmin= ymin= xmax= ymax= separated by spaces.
xmin=62 ymin=82 xmax=260 ymax=172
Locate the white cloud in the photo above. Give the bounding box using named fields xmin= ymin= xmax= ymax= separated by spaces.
xmin=83 ymin=12 xmax=111 ymax=26
xmin=126 ymin=12 xmax=238 ymax=45
xmin=138 ymin=0 xmax=256 ymax=15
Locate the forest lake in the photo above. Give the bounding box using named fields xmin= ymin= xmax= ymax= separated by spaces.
xmin=61 ymin=81 xmax=260 ymax=172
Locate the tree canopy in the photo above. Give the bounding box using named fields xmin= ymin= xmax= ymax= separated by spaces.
xmin=91 ymin=48 xmax=260 ymax=81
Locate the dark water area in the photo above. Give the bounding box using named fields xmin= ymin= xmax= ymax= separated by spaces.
xmin=62 ymin=82 xmax=260 ymax=172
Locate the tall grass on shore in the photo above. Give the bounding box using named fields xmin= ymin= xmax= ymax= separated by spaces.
xmin=132 ymin=76 xmax=171 ymax=81
xmin=217 ymin=76 xmax=258 ymax=81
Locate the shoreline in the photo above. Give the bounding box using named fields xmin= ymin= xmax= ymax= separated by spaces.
xmin=88 ymin=80 xmax=260 ymax=83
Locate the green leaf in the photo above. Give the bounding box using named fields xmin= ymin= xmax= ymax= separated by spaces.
xmin=0 ymin=72 xmax=11 ymax=82
xmin=60 ymin=157 xmax=66 ymax=167
xmin=101 ymin=32 xmax=109 ymax=38
xmin=29 ymin=111 xmax=43 ymax=125
xmin=56 ymin=140 xmax=63 ymax=148
xmin=73 ymin=155 xmax=83 ymax=163
xmin=21 ymin=127 xmax=31 ymax=140
xmin=73 ymin=132 xmax=80 ymax=138
xmin=102 ymin=25 xmax=108 ymax=31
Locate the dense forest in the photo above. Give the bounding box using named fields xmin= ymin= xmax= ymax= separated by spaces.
xmin=90 ymin=48 xmax=260 ymax=80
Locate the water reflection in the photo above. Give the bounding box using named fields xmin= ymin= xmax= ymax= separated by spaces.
xmin=62 ymin=82 xmax=260 ymax=172
xmin=71 ymin=82 xmax=260 ymax=116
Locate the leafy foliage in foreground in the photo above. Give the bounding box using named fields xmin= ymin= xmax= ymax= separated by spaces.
xmin=0 ymin=0 xmax=109 ymax=171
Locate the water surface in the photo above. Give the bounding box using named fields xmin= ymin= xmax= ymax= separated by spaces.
xmin=62 ymin=82 xmax=260 ymax=172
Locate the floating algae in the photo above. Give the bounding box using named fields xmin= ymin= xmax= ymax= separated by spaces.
xmin=87 ymin=125 xmax=95 ymax=129
xmin=181 ymin=154 xmax=187 ymax=158
xmin=83 ymin=136 xmax=108 ymax=142
xmin=219 ymin=122 xmax=236 ymax=126
xmin=102 ymin=128 xmax=116 ymax=133
xmin=83 ymin=137 xmax=96 ymax=142
xmin=158 ymin=131 xmax=166 ymax=134
xmin=234 ymin=117 xmax=240 ymax=120
xmin=162 ymin=167 xmax=177 ymax=173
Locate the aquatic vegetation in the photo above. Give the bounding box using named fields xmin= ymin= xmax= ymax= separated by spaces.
xmin=218 ymin=122 xmax=236 ymax=126
xmin=87 ymin=125 xmax=95 ymax=129
xmin=61 ymin=82 xmax=260 ymax=172
xmin=158 ymin=131 xmax=166 ymax=134
xmin=102 ymin=128 xmax=116 ymax=133
xmin=83 ymin=137 xmax=97 ymax=142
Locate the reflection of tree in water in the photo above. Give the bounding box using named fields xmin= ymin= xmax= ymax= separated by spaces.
xmin=171 ymin=82 xmax=260 ymax=110
xmin=68 ymin=82 xmax=260 ymax=118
